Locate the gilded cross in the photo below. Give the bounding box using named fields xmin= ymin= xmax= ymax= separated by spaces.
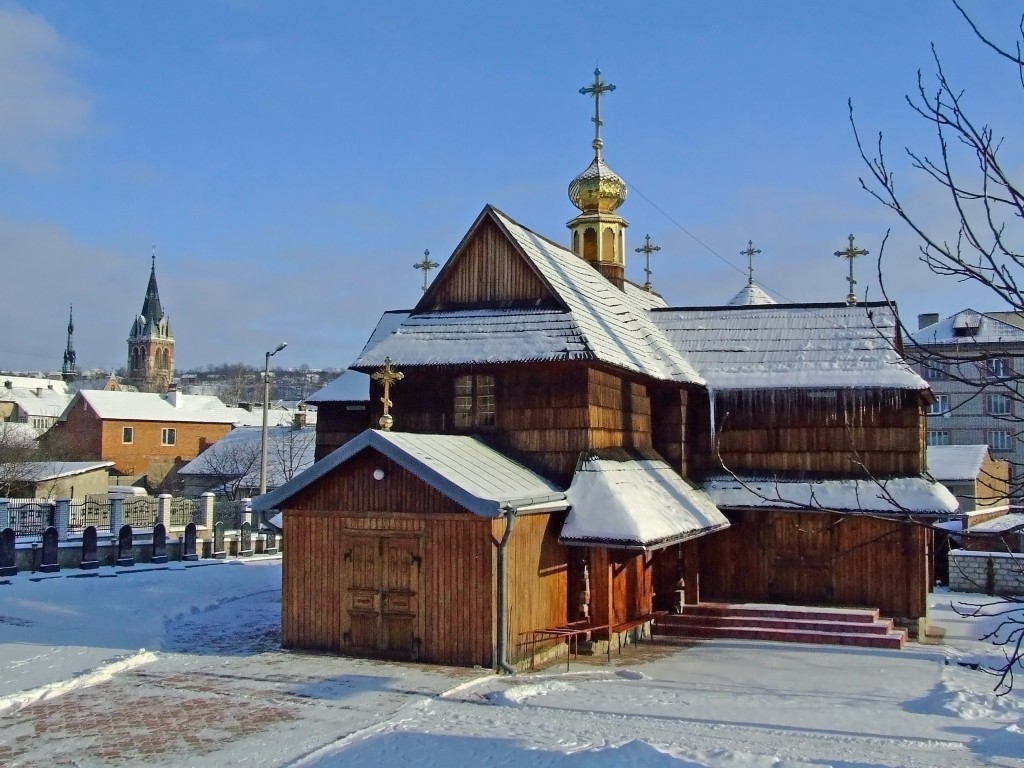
xmin=413 ymin=249 xmax=439 ymax=292
xmin=833 ymin=234 xmax=869 ymax=306
xmin=635 ymin=234 xmax=661 ymax=292
xmin=579 ymin=68 xmax=616 ymax=154
xmin=741 ymin=240 xmax=762 ymax=286
xmin=371 ymin=356 xmax=404 ymax=431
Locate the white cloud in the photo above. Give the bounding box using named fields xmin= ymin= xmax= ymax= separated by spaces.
xmin=0 ymin=4 xmax=90 ymax=173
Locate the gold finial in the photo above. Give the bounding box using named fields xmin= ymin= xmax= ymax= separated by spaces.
xmin=741 ymin=240 xmax=762 ymax=286
xmin=371 ymin=356 xmax=404 ymax=431
xmin=413 ymin=249 xmax=439 ymax=292
xmin=833 ymin=234 xmax=869 ymax=305
xmin=635 ymin=234 xmax=661 ymax=292
xmin=579 ymin=67 xmax=616 ymax=159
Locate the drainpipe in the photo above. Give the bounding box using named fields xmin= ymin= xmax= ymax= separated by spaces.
xmin=496 ymin=504 xmax=518 ymax=675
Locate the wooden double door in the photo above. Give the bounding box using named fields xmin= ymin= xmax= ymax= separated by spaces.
xmin=344 ymin=533 xmax=423 ymax=659
xmin=767 ymin=512 xmax=834 ymax=603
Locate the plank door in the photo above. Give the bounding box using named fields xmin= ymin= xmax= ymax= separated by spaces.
xmin=344 ymin=534 xmax=423 ymax=659
xmin=768 ymin=513 xmax=833 ymax=603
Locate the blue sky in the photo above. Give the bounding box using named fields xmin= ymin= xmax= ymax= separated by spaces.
xmin=2 ymin=1 xmax=1022 ymax=372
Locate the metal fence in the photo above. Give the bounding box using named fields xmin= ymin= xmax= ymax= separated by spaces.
xmin=122 ymin=497 xmax=159 ymax=528
xmin=170 ymin=497 xmax=204 ymax=527
xmin=213 ymin=499 xmax=242 ymax=529
xmin=69 ymin=499 xmax=110 ymax=533
xmin=6 ymin=499 xmax=55 ymax=537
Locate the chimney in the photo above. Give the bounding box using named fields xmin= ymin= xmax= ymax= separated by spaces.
xmin=293 ymin=404 xmax=307 ymax=430
xmin=166 ymin=381 xmax=181 ymax=407
xmin=918 ymin=313 xmax=939 ymax=330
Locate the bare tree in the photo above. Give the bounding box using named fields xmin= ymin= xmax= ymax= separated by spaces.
xmin=852 ymin=0 xmax=1024 ymax=692
xmin=0 ymin=422 xmax=42 ymax=497
xmin=270 ymin=425 xmax=317 ymax=485
xmin=186 ymin=437 xmax=261 ymax=501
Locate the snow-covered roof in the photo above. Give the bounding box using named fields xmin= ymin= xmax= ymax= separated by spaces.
xmin=650 ymin=302 xmax=927 ymax=390
xmin=0 ymin=376 xmax=69 ymax=394
xmin=727 ymin=282 xmax=777 ymax=307
xmin=252 ymin=429 xmax=567 ymax=517
xmin=15 ymin=461 xmax=114 ymax=481
xmin=927 ymin=445 xmax=991 ymax=482
xmin=703 ymin=474 xmax=959 ymax=516
xmin=305 ymin=371 xmax=370 ymax=403
xmin=352 ymin=207 xmax=703 ymax=385
xmin=67 ymin=390 xmax=238 ymax=424
xmin=0 ymin=387 xmax=73 ymax=418
xmin=561 ymin=454 xmax=729 ymax=550
xmin=965 ymin=512 xmax=1024 ymax=535
xmin=178 ymin=426 xmax=316 ymax=488
xmin=912 ymin=309 xmax=1024 ymax=345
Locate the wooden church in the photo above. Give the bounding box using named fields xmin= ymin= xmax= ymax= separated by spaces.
xmin=255 ymin=70 xmax=956 ymax=669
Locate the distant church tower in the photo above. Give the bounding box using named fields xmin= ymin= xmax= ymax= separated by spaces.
xmin=61 ymin=304 xmax=77 ymax=383
xmin=567 ymin=68 xmax=629 ymax=289
xmin=127 ymin=251 xmax=174 ymax=393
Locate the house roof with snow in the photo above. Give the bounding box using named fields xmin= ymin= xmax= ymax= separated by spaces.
xmin=926 ymin=444 xmax=992 ymax=483
xmin=351 ymin=206 xmax=703 ymax=385
xmin=649 ymin=302 xmax=927 ymax=390
xmin=561 ymin=452 xmax=729 ymax=550
xmin=912 ymin=309 xmax=1024 ymax=346
xmin=64 ymin=390 xmax=239 ymax=424
xmin=252 ymin=429 xmax=568 ymax=517
xmin=178 ymin=425 xmax=316 ymax=488
xmin=703 ymin=474 xmax=958 ymax=516
xmin=0 ymin=384 xmax=73 ymax=419
xmin=306 ymin=371 xmax=371 ymax=403
xmin=17 ymin=461 xmax=114 ymax=481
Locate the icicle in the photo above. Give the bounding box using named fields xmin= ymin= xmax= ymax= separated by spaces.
xmin=709 ymin=386 xmax=717 ymax=442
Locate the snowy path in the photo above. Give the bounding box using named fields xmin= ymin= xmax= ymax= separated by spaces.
xmin=1 ymin=560 xmax=1022 ymax=767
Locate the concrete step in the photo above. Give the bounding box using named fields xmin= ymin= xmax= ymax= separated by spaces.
xmin=653 ymin=603 xmax=906 ymax=650
xmin=655 ymin=621 xmax=907 ymax=650
xmin=682 ymin=602 xmax=880 ymax=624
xmin=662 ymin=613 xmax=895 ymax=635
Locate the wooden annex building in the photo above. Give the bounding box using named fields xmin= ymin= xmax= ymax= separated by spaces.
xmin=255 ymin=73 xmax=957 ymax=670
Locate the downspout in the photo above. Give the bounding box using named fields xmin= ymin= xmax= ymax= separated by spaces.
xmin=496 ymin=503 xmax=518 ymax=675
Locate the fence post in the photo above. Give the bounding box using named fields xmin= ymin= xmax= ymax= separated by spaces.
xmin=201 ymin=492 xmax=215 ymax=531
xmin=241 ymin=497 xmax=253 ymax=529
xmin=157 ymin=494 xmax=172 ymax=527
xmin=55 ymin=498 xmax=71 ymax=541
xmin=110 ymin=498 xmax=124 ymax=535
xmin=0 ymin=499 xmax=8 ymax=531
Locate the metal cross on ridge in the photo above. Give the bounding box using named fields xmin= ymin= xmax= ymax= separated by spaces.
xmin=635 ymin=234 xmax=661 ymax=293
xmin=579 ymin=68 xmax=616 ymax=153
xmin=371 ymin=356 xmax=404 ymax=431
xmin=833 ymin=234 xmax=869 ymax=306
xmin=741 ymin=240 xmax=762 ymax=286
xmin=414 ymin=249 xmax=439 ymax=292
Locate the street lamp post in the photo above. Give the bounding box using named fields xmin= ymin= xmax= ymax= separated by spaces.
xmin=260 ymin=342 xmax=288 ymax=498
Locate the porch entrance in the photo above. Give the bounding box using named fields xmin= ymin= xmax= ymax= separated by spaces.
xmin=345 ymin=533 xmax=423 ymax=659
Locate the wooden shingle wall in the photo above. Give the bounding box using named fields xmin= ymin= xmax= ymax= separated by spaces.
xmin=425 ymin=217 xmax=553 ymax=308
xmin=698 ymin=510 xmax=929 ymax=620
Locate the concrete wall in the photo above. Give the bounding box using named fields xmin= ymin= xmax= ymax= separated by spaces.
xmin=948 ymin=549 xmax=1024 ymax=595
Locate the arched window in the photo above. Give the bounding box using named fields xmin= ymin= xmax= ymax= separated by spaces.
xmin=572 ymin=230 xmax=580 ymax=256
xmin=583 ymin=228 xmax=598 ymax=261
xmin=602 ymin=227 xmax=616 ymax=262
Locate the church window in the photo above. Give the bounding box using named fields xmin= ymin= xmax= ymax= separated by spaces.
xmin=454 ymin=374 xmax=496 ymax=429
xmin=602 ymin=227 xmax=616 ymax=262
xmin=161 ymin=427 xmax=176 ymax=446
xmin=572 ymin=230 xmax=580 ymax=256
xmin=122 ymin=427 xmax=134 ymax=444
xmin=583 ymin=228 xmax=597 ymax=261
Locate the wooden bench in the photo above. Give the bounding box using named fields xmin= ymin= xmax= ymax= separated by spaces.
xmin=522 ymin=620 xmax=609 ymax=671
xmin=608 ymin=612 xmax=664 ymax=657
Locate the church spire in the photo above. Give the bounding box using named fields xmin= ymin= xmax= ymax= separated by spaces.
xmin=61 ymin=304 xmax=77 ymax=383
xmin=567 ymin=68 xmax=630 ymax=289
xmin=127 ymin=247 xmax=174 ymax=393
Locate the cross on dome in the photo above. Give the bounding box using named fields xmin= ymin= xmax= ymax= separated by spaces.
xmin=635 ymin=234 xmax=661 ymax=292
xmin=833 ymin=234 xmax=869 ymax=306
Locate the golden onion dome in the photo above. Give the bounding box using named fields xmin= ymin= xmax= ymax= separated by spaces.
xmin=568 ymin=140 xmax=627 ymax=213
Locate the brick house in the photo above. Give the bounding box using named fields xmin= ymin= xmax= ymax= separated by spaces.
xmin=50 ymin=389 xmax=235 ymax=480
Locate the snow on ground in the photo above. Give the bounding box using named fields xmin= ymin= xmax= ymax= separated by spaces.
xmin=1 ymin=561 xmax=1022 ymax=767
